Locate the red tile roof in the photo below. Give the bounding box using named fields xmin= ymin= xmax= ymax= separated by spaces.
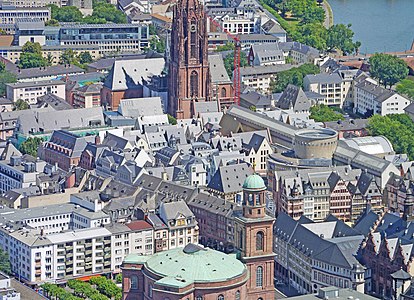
xmin=126 ymin=220 xmax=153 ymax=231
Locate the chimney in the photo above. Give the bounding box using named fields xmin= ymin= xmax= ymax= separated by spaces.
xmin=95 ymin=135 xmax=101 ymax=145
xmin=162 ymin=171 xmax=169 ymax=181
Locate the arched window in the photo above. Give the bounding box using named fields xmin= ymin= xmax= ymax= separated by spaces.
xmin=256 ymin=266 xmax=263 ymax=287
xmin=196 ymin=296 xmax=203 ymax=300
xmin=130 ymin=275 xmax=138 ymax=289
xmin=258 ymin=298 xmax=263 ymax=300
xmin=190 ymin=71 xmax=199 ymax=98
xmin=256 ymin=231 xmax=264 ymax=251
xmin=255 ymin=194 xmax=260 ymax=205
xmin=235 ymin=291 xmax=240 ymax=300
xmin=218 ymin=295 xmax=224 ymax=300
xmin=221 ymin=87 xmax=227 ymax=98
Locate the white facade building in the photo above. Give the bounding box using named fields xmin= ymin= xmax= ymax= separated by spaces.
xmin=354 ymin=78 xmax=411 ymax=116
xmin=6 ymin=80 xmax=66 ymax=105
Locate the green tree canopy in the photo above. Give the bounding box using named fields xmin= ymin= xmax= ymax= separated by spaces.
xmin=309 ymin=104 xmax=345 ymax=122
xmin=48 ymin=4 xmax=83 ymax=22
xmin=0 ymin=248 xmax=10 ymax=274
xmin=368 ymin=114 xmax=414 ymax=160
xmin=60 ymin=49 xmax=77 ymax=65
xmin=223 ymin=51 xmax=248 ymax=77
xmin=149 ymin=36 xmax=166 ymax=54
xmin=369 ymin=53 xmax=409 ymax=88
xmin=19 ymin=42 xmax=49 ymax=69
xmin=0 ymin=71 xmax=16 ymax=97
xmin=167 ymin=114 xmax=177 ymax=125
xmin=270 ymin=63 xmax=320 ymax=93
xmin=396 ymin=79 xmax=414 ymax=100
xmin=19 ymin=137 xmax=44 ymax=157
xmin=14 ymin=99 xmax=29 ymax=111
xmin=215 ymin=42 xmax=235 ymax=52
xmin=91 ymin=2 xmax=127 ymax=24
xmin=326 ymin=24 xmax=360 ymax=55
xmin=45 ymin=18 xmax=60 ymax=26
xmin=78 ymin=51 xmax=93 ymax=64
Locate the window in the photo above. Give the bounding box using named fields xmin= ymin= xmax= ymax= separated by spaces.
xmin=190 ymin=71 xmax=199 ymax=98
xmin=256 ymin=231 xmax=264 ymax=251
xmin=221 ymin=87 xmax=226 ymax=98
xmin=256 ymin=266 xmax=263 ymax=287
xmin=190 ymin=19 xmax=198 ymax=59
xmin=235 ymin=291 xmax=240 ymax=300
xmin=218 ymin=295 xmax=224 ymax=300
xmin=130 ymin=276 xmax=138 ymax=289
xmin=196 ymin=296 xmax=203 ymax=300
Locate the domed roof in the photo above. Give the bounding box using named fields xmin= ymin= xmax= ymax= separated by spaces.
xmin=243 ymin=173 xmax=266 ymax=190
xmin=143 ymin=244 xmax=246 ymax=285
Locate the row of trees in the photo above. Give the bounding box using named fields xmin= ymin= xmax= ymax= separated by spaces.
xmin=269 ymin=63 xmax=320 ymax=93
xmin=309 ymin=104 xmax=344 ymax=122
xmin=261 ymin=0 xmax=361 ymax=55
xmin=47 ymin=2 xmax=126 ymax=24
xmin=42 ymin=283 xmax=83 ymax=300
xmin=368 ymin=114 xmax=414 ymax=160
xmin=18 ymin=41 xmax=93 ymax=69
xmin=42 ymin=277 xmax=121 ymax=300
xmin=67 ymin=280 xmax=109 ymax=300
xmin=89 ymin=276 xmax=122 ymax=300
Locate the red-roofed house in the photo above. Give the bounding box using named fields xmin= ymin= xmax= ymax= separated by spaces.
xmin=126 ymin=220 xmax=154 ymax=255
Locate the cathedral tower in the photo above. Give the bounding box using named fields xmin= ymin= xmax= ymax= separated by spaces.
xmin=168 ymin=0 xmax=211 ymax=119
xmin=235 ymin=173 xmax=276 ymax=300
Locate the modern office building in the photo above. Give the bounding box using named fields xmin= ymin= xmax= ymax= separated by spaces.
xmin=0 ymin=5 xmax=50 ymax=34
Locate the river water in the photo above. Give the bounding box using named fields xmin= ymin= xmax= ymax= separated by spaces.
xmin=328 ymin=0 xmax=414 ymax=54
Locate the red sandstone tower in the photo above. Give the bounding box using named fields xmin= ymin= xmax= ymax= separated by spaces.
xmin=235 ymin=174 xmax=276 ymax=300
xmin=168 ymin=0 xmax=211 ymax=119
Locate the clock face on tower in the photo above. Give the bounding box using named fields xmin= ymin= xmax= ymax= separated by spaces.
xmin=190 ymin=24 xmax=197 ymax=32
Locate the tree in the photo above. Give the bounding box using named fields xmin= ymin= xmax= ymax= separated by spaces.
xmin=0 ymin=71 xmax=16 ymax=97
xmin=90 ymin=2 xmax=127 ymax=24
xmin=309 ymin=104 xmax=344 ymax=122
xmin=149 ymin=36 xmax=166 ymax=54
xmin=19 ymin=42 xmax=49 ymax=69
xmin=78 ymin=52 xmax=93 ymax=64
xmin=0 ymin=61 xmax=5 ymax=73
xmin=49 ymin=4 xmax=83 ymax=22
xmin=223 ymin=51 xmax=248 ymax=77
xmin=45 ymin=18 xmax=60 ymax=26
xmin=115 ymin=273 xmax=123 ymax=284
xmin=369 ymin=53 xmax=409 ymax=88
xmin=294 ymin=22 xmax=327 ymax=50
xmin=396 ymin=79 xmax=414 ymax=100
xmin=0 ymin=248 xmax=10 ymax=274
xmin=270 ymin=63 xmax=320 ymax=93
xmin=14 ymin=99 xmax=29 ymax=111
xmin=168 ymin=114 xmax=177 ymax=125
xmin=215 ymin=42 xmax=235 ymax=52
xmin=60 ymin=49 xmax=77 ymax=65
xmin=19 ymin=137 xmax=44 ymax=157
xmin=327 ymin=24 xmax=360 ymax=55
xmin=368 ymin=114 xmax=414 ymax=160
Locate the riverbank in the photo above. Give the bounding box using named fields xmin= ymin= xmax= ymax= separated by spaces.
xmin=322 ymin=0 xmax=333 ymax=28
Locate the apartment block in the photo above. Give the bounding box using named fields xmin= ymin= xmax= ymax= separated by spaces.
xmin=354 ymin=78 xmax=411 ymax=116
xmin=6 ymin=80 xmax=65 ymax=105
xmin=0 ymin=155 xmax=46 ymax=193
xmin=0 ymin=5 xmax=50 ymax=34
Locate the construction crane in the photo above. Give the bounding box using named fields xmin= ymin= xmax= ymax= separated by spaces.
xmin=207 ymin=16 xmax=241 ymax=106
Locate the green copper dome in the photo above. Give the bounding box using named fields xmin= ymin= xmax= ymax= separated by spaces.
xmin=243 ymin=173 xmax=266 ymax=190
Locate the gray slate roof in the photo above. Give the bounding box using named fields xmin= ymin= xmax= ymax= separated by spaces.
xmin=207 ymin=163 xmax=252 ymax=194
